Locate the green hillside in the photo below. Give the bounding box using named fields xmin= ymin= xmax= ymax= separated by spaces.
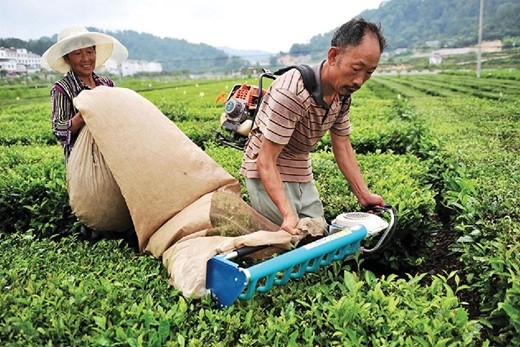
xmin=290 ymin=0 xmax=520 ymax=56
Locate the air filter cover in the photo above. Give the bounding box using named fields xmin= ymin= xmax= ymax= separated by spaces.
xmin=332 ymin=212 xmax=389 ymax=235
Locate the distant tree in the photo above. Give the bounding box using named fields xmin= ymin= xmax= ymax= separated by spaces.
xmin=27 ymin=39 xmax=53 ymax=56
xmin=502 ymin=36 xmax=520 ymax=48
xmin=289 ymin=43 xmax=308 ymax=56
xmin=269 ymin=56 xmax=278 ymax=67
xmin=0 ymin=38 xmax=26 ymax=49
xmin=223 ymin=56 xmax=249 ymax=73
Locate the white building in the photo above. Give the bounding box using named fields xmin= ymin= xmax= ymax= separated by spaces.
xmin=0 ymin=47 xmax=41 ymax=73
xmin=102 ymin=59 xmax=163 ymax=76
xmin=1 ymin=46 xmax=162 ymax=76
xmin=429 ymin=53 xmax=443 ymax=66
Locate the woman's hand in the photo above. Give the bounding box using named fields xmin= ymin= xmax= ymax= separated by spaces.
xmin=70 ymin=112 xmax=85 ymax=134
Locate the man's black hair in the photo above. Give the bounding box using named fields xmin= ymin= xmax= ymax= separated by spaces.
xmin=331 ymin=17 xmax=388 ymax=53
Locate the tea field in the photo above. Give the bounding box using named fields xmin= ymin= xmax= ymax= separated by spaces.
xmin=0 ymin=69 xmax=519 ymax=346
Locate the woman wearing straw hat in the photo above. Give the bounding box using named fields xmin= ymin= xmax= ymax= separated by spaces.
xmin=41 ymin=26 xmax=128 ymax=160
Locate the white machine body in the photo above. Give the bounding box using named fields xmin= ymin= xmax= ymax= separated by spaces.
xmin=331 ymin=212 xmax=389 ymax=236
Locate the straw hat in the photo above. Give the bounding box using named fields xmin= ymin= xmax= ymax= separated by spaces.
xmin=41 ymin=26 xmax=128 ymax=73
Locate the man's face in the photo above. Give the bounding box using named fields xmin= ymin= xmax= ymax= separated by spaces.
xmin=65 ymin=46 xmax=96 ymax=77
xmin=329 ymin=33 xmax=381 ymax=97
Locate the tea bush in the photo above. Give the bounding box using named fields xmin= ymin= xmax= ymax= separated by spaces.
xmin=314 ymin=106 xmax=425 ymax=155
xmin=0 ymin=233 xmax=484 ymax=346
xmin=0 ymin=85 xmax=49 ymax=106
xmin=176 ymin=121 xmax=219 ymax=149
xmin=410 ymin=95 xmax=520 ymax=345
xmin=0 ymin=145 xmax=74 ymax=237
xmin=313 ymin=150 xmax=437 ymax=270
xmin=461 ymin=220 xmax=520 ymax=345
xmin=0 ymin=104 xmax=56 ymax=146
xmin=3 ymin=72 xmax=519 ymax=345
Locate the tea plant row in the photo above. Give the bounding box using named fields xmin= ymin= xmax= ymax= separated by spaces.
xmin=0 ymin=71 xmax=518 ymax=345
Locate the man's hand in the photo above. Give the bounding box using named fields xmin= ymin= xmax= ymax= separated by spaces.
xmin=359 ymin=192 xmax=385 ymax=209
xmin=257 ymin=139 xmax=301 ymax=234
xmin=280 ymin=212 xmax=300 ymax=235
xmin=330 ymin=133 xmax=385 ymax=210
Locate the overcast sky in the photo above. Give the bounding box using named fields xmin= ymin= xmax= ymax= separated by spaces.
xmin=0 ymin=0 xmax=386 ymax=53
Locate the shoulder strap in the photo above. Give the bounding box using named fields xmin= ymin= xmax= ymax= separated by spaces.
xmin=273 ymin=64 xmax=316 ymax=93
xmin=294 ymin=64 xmax=316 ymax=93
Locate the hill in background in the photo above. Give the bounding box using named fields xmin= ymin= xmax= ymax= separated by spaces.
xmin=1 ymin=0 xmax=518 ymax=72
xmin=288 ymin=0 xmax=519 ymax=59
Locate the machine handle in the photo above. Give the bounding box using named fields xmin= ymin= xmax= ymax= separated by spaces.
xmin=360 ymin=204 xmax=398 ymax=254
xmin=361 ymin=203 xmax=392 ymax=213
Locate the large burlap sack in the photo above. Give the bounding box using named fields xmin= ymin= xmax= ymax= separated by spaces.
xmin=73 ymin=86 xmax=241 ymax=250
xmin=145 ymin=193 xmax=214 ymax=257
xmin=144 ymin=190 xmax=280 ymax=258
xmin=162 ymin=217 xmax=325 ymax=299
xmin=66 ymin=126 xmax=133 ymax=231
xmin=162 ymin=231 xmax=294 ymax=299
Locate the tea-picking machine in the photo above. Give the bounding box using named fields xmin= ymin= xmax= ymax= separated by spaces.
xmin=210 ymin=66 xmax=397 ymax=308
xmin=206 ymin=205 xmax=397 ymax=308
xmin=215 ymin=65 xmax=315 ymax=150
xmin=214 ymin=72 xmax=268 ymax=150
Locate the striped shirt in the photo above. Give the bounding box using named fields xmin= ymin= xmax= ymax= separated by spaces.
xmin=51 ymin=70 xmax=115 ymax=157
xmin=240 ymin=61 xmax=352 ymax=182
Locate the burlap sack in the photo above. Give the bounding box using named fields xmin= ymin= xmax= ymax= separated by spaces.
xmin=144 ymin=190 xmax=280 ymax=258
xmin=66 ymin=126 xmax=133 ymax=231
xmin=162 ymin=230 xmax=294 ymax=299
xmin=162 ymin=218 xmax=325 ymax=299
xmin=73 ymin=86 xmax=241 ymax=250
xmin=144 ymin=192 xmax=214 ymax=257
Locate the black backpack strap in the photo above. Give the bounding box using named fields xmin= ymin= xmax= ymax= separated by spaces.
xmin=294 ymin=64 xmax=317 ymax=93
xmin=273 ymin=64 xmax=316 ymax=93
xmin=270 ymin=64 xmax=330 ymax=111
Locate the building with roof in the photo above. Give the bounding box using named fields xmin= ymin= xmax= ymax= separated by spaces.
xmin=0 ymin=47 xmax=41 ymax=74
xmin=0 ymin=46 xmax=162 ymax=77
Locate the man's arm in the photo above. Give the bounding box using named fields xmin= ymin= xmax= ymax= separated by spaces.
xmin=330 ymin=132 xmax=384 ymax=207
xmin=257 ymin=138 xmax=300 ymax=235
